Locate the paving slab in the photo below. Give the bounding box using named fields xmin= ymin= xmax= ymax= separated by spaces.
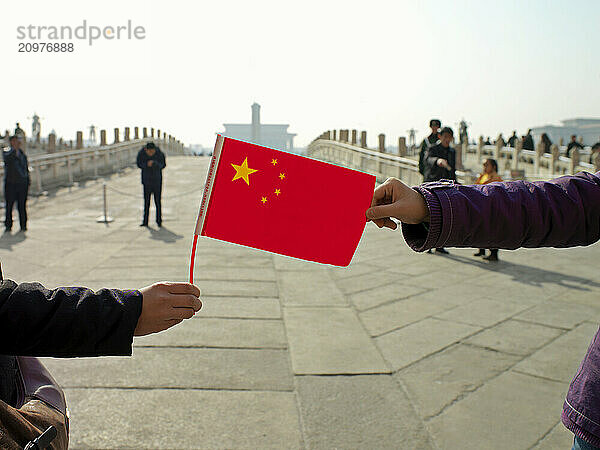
xmin=465 ymin=319 xmax=564 ymax=356
xmin=296 ymin=375 xmax=433 ymax=449
xmin=513 ymin=322 xmax=598 ymax=383
xmin=531 ymin=422 xmax=574 ymax=449
xmin=284 ymin=307 xmax=390 ymax=374
xmin=335 ymin=270 xmax=402 ymax=295
xmin=396 ymin=344 xmax=520 ymax=419
xmin=278 ymin=271 xmax=346 ymax=306
xmin=515 ymin=300 xmax=600 ymax=329
xmin=349 ymin=281 xmax=429 ymax=311
xmin=359 ymin=294 xmax=455 ymax=337
xmin=427 ymin=371 xmax=566 ymax=450
xmin=65 ymin=388 xmax=302 ymax=449
xmin=433 ymin=298 xmax=533 ymax=327
xmin=135 ymin=317 xmax=287 ymax=349
xmin=41 ymin=347 xmax=293 ymax=391
xmin=375 ymin=318 xmax=480 ymax=371
xmin=199 ymin=296 xmax=281 ymax=319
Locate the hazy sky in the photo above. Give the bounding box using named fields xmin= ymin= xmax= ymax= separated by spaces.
xmin=2 ymin=0 xmax=598 ymax=148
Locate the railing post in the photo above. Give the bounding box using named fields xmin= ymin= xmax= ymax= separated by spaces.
xmin=124 ymin=127 xmax=130 ymax=141
xmin=512 ymin=139 xmax=522 ymax=170
xmin=67 ymin=157 xmax=73 ymax=185
xmin=143 ymin=127 xmax=148 ymax=138
xmin=360 ymin=131 xmax=367 ymax=148
xmin=457 ymin=141 xmax=465 ymax=170
xmin=76 ymin=131 xmax=83 ymax=149
xmin=570 ymin=147 xmax=579 ymax=174
xmin=594 ymin=152 xmax=600 ymax=172
xmin=535 ymin=140 xmax=543 ymax=174
xmin=100 ymin=130 xmax=106 ymax=146
xmin=494 ymin=137 xmax=502 ymax=161
xmin=332 ymin=130 xmax=337 ymax=141
xmin=134 ymin=127 xmax=139 ymax=140
xmin=550 ymin=144 xmax=559 ymax=174
xmin=48 ymin=133 xmax=56 ymax=153
xmin=398 ymin=137 xmax=407 ymax=157
xmin=114 ymin=128 xmax=120 ymax=144
xmin=351 ymin=130 xmax=357 ymax=145
xmin=477 ymin=136 xmax=483 ymax=163
xmin=378 ymin=134 xmax=385 ymax=152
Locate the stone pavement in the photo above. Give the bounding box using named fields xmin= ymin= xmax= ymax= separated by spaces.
xmin=1 ymin=155 xmax=600 ymax=449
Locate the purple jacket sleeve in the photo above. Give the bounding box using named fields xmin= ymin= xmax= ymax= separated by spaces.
xmin=402 ymin=172 xmax=600 ymax=251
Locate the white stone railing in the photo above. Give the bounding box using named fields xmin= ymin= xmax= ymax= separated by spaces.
xmin=0 ymin=135 xmax=185 ymax=196
xmin=306 ymin=139 xmax=476 ymax=185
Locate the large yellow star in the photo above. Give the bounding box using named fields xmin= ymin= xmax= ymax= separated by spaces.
xmin=231 ymin=157 xmax=258 ymax=185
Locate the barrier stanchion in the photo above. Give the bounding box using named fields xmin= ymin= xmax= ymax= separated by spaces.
xmin=96 ymin=183 xmax=114 ymax=223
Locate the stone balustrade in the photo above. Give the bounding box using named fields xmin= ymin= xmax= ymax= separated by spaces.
xmin=0 ymin=127 xmax=186 ymax=196
xmin=312 ymin=129 xmax=600 ymax=183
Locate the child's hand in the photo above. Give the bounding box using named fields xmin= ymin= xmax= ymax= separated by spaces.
xmin=366 ymin=178 xmax=429 ymax=229
xmin=134 ymin=282 xmax=202 ymax=336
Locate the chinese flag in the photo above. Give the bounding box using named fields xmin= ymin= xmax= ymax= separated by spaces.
xmin=194 ymin=135 xmax=375 ymax=266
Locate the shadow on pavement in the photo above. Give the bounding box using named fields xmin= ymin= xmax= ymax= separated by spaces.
xmin=148 ymin=226 xmax=183 ymax=244
xmin=0 ymin=230 xmax=27 ymax=251
xmin=443 ymin=252 xmax=600 ymax=291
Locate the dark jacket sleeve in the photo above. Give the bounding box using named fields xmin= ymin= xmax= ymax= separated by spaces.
xmin=136 ymin=149 xmax=146 ymax=169
xmin=156 ymin=149 xmax=166 ymax=170
xmin=402 ymin=172 xmax=600 ymax=252
xmin=0 ymin=280 xmax=143 ymax=357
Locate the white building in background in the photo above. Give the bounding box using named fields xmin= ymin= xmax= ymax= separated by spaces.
xmin=531 ymin=118 xmax=600 ymax=146
xmin=221 ymin=103 xmax=296 ymax=151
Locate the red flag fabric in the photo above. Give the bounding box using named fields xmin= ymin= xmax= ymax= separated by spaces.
xmin=194 ymin=135 xmax=375 ymax=266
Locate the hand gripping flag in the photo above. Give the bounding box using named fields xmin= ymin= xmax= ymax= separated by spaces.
xmin=189 ymin=135 xmax=375 ymax=281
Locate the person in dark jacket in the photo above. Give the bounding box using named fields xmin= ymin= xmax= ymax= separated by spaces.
xmin=566 ymin=135 xmax=584 ymax=157
xmin=3 ymin=136 xmax=30 ymax=232
xmin=418 ymin=119 xmax=441 ymax=177
xmin=0 ymin=277 xmax=202 ymax=408
xmin=365 ymin=171 xmax=600 ymax=450
xmin=137 ymin=142 xmax=166 ymax=227
xmin=522 ymin=129 xmax=534 ymax=150
xmin=421 ymin=126 xmax=456 ymax=255
xmin=540 ymin=133 xmax=552 ymax=154
xmin=507 ymin=131 xmax=518 ymax=147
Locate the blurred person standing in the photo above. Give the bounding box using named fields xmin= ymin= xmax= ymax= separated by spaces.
xmin=3 ymin=135 xmax=30 ymax=232
xmin=522 ymin=129 xmax=534 ymax=150
xmin=507 ymin=130 xmax=518 ymax=147
xmin=566 ymin=134 xmax=583 ymax=157
xmin=418 ymin=119 xmax=441 ymax=178
xmin=473 ymin=158 xmax=503 ymax=261
xmin=422 ymin=126 xmax=456 ymax=254
xmin=137 ymin=142 xmax=166 ymax=227
xmin=541 ymin=133 xmax=553 ymax=154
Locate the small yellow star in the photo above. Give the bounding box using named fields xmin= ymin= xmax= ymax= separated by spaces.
xmin=274 ymin=188 xmax=281 ymax=196
xmin=231 ymin=157 xmax=258 ymax=185
xmin=261 ymin=196 xmax=268 ymax=204
xmin=271 ymin=159 xmax=278 ymax=165
xmin=279 ymin=173 xmax=286 ymax=180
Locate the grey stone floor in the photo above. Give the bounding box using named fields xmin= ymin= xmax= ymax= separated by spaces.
xmin=2 ymin=156 xmax=598 ymax=449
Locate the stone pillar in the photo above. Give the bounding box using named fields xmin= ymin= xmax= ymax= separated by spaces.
xmin=100 ymin=130 xmax=106 ymax=146
xmin=579 ymin=136 xmax=584 ymax=144
xmin=124 ymin=127 xmax=130 ymax=141
xmin=351 ymin=130 xmax=357 ymax=145
xmin=494 ymin=139 xmax=502 ymax=162
xmin=48 ymin=133 xmax=56 ymax=153
xmin=76 ymin=131 xmax=83 ymax=149
xmin=360 ymin=131 xmax=367 ymax=148
xmin=324 ymin=130 xmax=331 ymax=140
xmin=340 ymin=130 xmax=348 ymax=143
xmin=114 ymin=128 xmax=120 ymax=143
xmin=143 ymin=127 xmax=148 ymax=138
xmin=559 ymin=137 xmax=564 ymax=147
xmin=570 ymin=147 xmax=579 ymax=174
xmin=594 ymin=152 xmax=600 ymax=172
xmin=151 ymin=128 xmax=155 ymax=138
xmin=550 ymin=144 xmax=560 ymax=174
xmin=477 ymin=136 xmax=484 ymax=163
xmin=332 ymin=130 xmax=337 ymax=141
xmin=535 ymin=140 xmax=543 ymax=173
xmin=157 ymin=130 xmax=161 ymax=139
xmin=134 ymin=127 xmax=139 ymax=139
xmin=378 ymin=134 xmax=385 ymax=152
xmin=398 ymin=137 xmax=407 ymax=157
xmin=512 ymin=139 xmax=522 ymax=170
xmin=457 ymin=141 xmax=465 ymax=170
